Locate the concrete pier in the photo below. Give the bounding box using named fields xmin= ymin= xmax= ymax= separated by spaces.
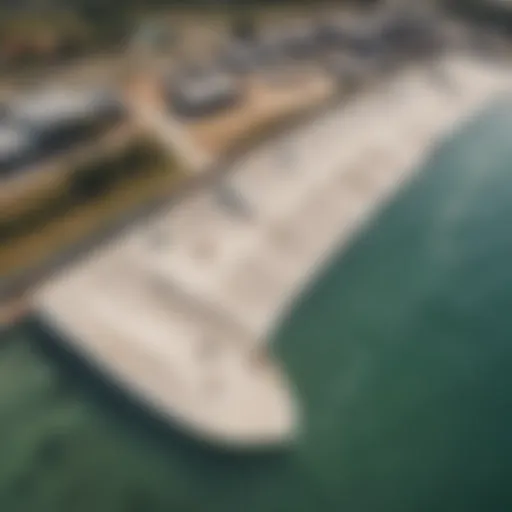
xmin=33 ymin=54 xmax=512 ymax=448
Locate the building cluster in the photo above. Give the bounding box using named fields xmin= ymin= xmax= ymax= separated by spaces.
xmin=0 ymin=9 xmax=442 ymax=178
xmin=166 ymin=9 xmax=442 ymax=119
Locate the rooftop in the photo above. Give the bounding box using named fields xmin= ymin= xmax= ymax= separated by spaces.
xmin=9 ymin=88 xmax=121 ymax=128
xmin=0 ymin=123 xmax=33 ymax=160
xmin=170 ymin=71 xmax=238 ymax=102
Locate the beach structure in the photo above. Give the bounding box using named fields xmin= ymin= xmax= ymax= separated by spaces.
xmin=166 ymin=68 xmax=242 ymax=118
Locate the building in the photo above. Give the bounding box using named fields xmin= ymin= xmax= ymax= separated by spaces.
xmin=218 ymin=41 xmax=269 ymax=74
xmin=167 ymin=69 xmax=242 ymax=118
xmin=218 ymin=21 xmax=319 ymax=76
xmin=0 ymin=122 xmax=35 ymax=176
xmin=378 ymin=12 xmax=441 ymax=55
xmin=7 ymin=87 xmax=125 ymax=156
xmin=326 ymin=54 xmax=375 ymax=90
xmin=130 ymin=20 xmax=176 ymax=55
xmin=446 ymin=0 xmax=512 ymax=30
xmin=315 ymin=20 xmax=355 ymax=48
xmin=265 ymin=25 xmax=318 ymax=60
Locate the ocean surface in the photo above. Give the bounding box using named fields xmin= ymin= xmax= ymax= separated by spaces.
xmin=2 ymin=96 xmax=512 ymax=512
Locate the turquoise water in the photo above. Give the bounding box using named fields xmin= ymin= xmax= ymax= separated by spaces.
xmin=2 ymin=97 xmax=512 ymax=511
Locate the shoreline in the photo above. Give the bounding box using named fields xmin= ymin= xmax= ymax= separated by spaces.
xmin=28 ymin=52 xmax=512 ymax=447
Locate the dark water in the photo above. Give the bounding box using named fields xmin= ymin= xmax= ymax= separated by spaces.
xmin=2 ymin=98 xmax=512 ymax=512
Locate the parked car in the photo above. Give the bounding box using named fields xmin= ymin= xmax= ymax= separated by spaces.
xmin=167 ymin=68 xmax=242 ymax=118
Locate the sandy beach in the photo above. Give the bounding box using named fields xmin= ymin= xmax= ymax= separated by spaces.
xmin=32 ymin=52 xmax=512 ymax=446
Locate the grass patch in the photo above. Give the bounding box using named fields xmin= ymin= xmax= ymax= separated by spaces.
xmin=0 ymin=147 xmax=183 ymax=277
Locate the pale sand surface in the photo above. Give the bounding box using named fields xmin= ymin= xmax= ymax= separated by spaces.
xmin=33 ymin=54 xmax=512 ymax=446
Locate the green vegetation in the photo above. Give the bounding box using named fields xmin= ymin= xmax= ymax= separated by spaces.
xmin=0 ymin=139 xmax=182 ymax=276
xmin=0 ymin=137 xmax=171 ymax=244
xmin=69 ymin=138 xmax=165 ymax=200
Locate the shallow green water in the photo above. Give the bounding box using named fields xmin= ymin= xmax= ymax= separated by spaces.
xmin=2 ymin=97 xmax=512 ymax=512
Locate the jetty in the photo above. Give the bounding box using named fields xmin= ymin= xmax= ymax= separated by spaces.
xmin=32 ymin=53 xmax=512 ymax=449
